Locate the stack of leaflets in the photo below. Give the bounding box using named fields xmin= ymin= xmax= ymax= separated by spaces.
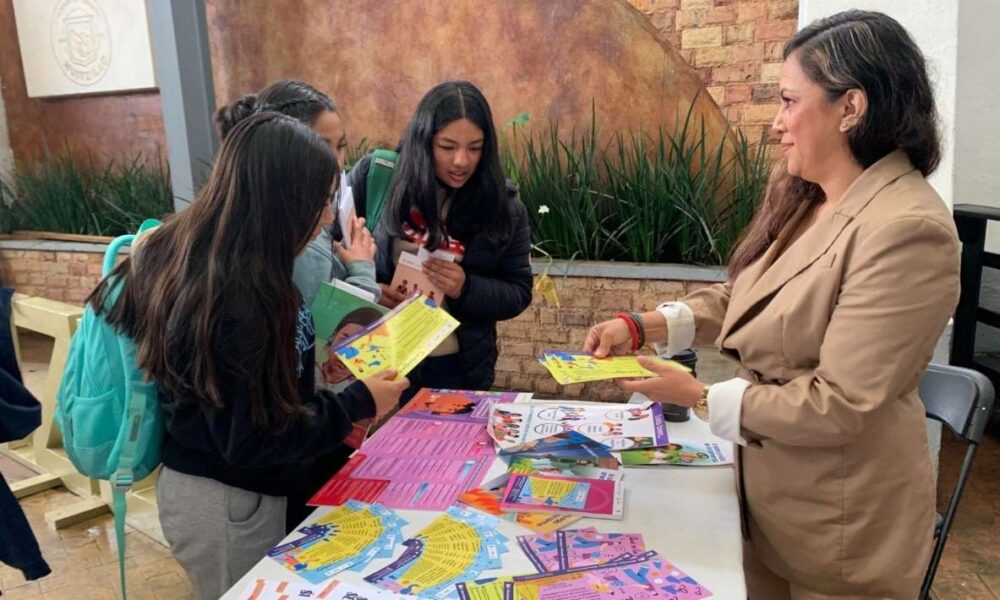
xmin=505 ymin=431 xmax=620 ymax=476
xmin=456 ymin=487 xmax=582 ymax=533
xmin=499 ymin=470 xmax=624 ymax=520
xmin=234 ymin=579 xmax=417 ymax=600
xmin=518 ymin=527 xmax=646 ymax=572
xmin=537 ymin=350 xmax=690 ymax=386
xmin=459 ymin=432 xmax=623 ymax=529
xmin=454 ymin=530 xmax=711 ymax=600
xmin=512 ymin=550 xmax=713 ymax=600
xmin=455 ymin=576 xmax=517 ymax=600
xmin=365 ymin=507 xmax=510 ymax=599
xmin=310 ymin=389 xmax=523 ymax=510
xmin=267 ymin=501 xmax=407 ymax=584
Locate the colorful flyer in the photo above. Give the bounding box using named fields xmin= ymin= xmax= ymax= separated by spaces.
xmin=365 ymin=507 xmax=509 ymax=599
xmin=517 ymin=529 xmax=593 ymax=573
xmin=507 ymin=456 xmax=620 ymax=479
xmin=309 ymin=452 xmax=496 ymax=511
xmin=455 ymin=576 xmax=516 ymax=600
xmin=310 ymin=389 xmax=513 ymax=511
xmin=234 ymin=578 xmax=340 ymax=599
xmin=235 ymin=579 xmax=418 ymax=600
xmin=618 ymin=440 xmax=732 ymax=466
xmin=333 ymin=295 xmax=459 ymax=380
xmin=457 ymin=488 xmax=583 ymax=533
xmin=489 ymin=401 xmax=668 ymax=452
xmin=267 ymin=501 xmax=407 ymax=584
xmin=538 ymin=351 xmax=690 ymax=386
xmin=500 ymin=474 xmax=624 ymax=520
xmin=312 ymin=280 xmax=388 ymax=393
xmin=399 ymin=389 xmax=529 ymax=424
xmin=389 ymin=248 xmax=456 ymax=308
xmin=512 ymin=551 xmax=713 ymax=600
xmin=555 ymin=529 xmax=646 ymax=570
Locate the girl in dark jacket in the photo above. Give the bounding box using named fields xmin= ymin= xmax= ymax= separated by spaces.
xmin=89 ymin=112 xmax=406 ymax=599
xmin=349 ymin=81 xmax=532 ymax=400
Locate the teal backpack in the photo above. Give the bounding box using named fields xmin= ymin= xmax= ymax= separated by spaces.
xmin=56 ymin=218 xmax=163 ymax=600
xmin=364 ymin=148 xmax=398 ymax=232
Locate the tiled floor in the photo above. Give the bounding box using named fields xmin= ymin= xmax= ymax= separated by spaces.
xmin=0 ymin=464 xmax=193 ymax=599
xmin=2 ymin=332 xmax=999 ymax=599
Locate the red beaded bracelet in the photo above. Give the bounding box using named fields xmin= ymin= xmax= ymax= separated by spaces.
xmin=615 ymin=312 xmax=641 ymax=352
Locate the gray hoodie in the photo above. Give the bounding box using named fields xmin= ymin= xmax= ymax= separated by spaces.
xmin=293 ymin=227 xmax=381 ymax=306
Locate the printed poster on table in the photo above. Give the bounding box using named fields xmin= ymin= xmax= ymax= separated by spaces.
xmin=488 ymin=400 xmax=668 ymax=452
xmin=310 ymin=390 xmax=524 ymax=510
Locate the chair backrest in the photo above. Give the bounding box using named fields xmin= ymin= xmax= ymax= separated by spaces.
xmin=918 ymin=363 xmax=996 ymax=599
xmin=919 ymin=363 xmax=995 ymax=443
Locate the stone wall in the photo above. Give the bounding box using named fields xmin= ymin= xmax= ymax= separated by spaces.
xmin=633 ymin=0 xmax=797 ymax=143
xmin=1 ymin=244 xmax=106 ymax=304
xmin=494 ymin=263 xmax=725 ymax=399
xmin=1 ymin=245 xmax=727 ymax=398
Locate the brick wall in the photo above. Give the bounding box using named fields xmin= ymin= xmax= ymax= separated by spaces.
xmin=630 ymin=0 xmax=796 ymax=142
xmin=495 ymin=276 xmax=718 ymax=400
xmin=1 ymin=248 xmax=104 ymax=304
xmin=3 ymin=247 xmax=721 ymax=399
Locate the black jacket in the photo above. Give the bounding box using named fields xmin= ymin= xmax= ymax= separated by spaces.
xmin=0 ymin=286 xmax=51 ymax=581
xmin=159 ymin=299 xmax=376 ymax=497
xmin=349 ymin=155 xmax=533 ymax=389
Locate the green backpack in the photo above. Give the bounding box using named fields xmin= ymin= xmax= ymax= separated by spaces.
xmin=56 ymin=218 xmax=163 ymax=600
xmin=363 ymin=148 xmax=398 ymax=232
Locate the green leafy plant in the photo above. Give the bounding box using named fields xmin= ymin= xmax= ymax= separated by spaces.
xmin=0 ymin=150 xmax=174 ymax=237
xmin=501 ymin=102 xmax=770 ymax=266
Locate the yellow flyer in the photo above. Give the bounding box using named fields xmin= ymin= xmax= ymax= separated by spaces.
xmin=538 ymin=350 xmax=690 ymax=385
xmin=456 ymin=576 xmax=516 ymax=600
xmin=333 ymin=295 xmax=460 ymax=379
xmin=266 ymin=501 xmax=406 ymax=584
xmin=365 ymin=508 xmax=509 ymax=599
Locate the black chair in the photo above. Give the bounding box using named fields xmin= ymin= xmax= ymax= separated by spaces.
xmin=918 ymin=363 xmax=996 ymax=600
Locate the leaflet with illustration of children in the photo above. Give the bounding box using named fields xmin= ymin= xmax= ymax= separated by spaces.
xmin=487 ymin=400 xmax=668 ymax=452
xmin=331 ymin=294 xmax=459 ymax=380
xmin=618 ymin=440 xmax=733 ymax=466
xmin=311 ymin=280 xmax=388 ymax=393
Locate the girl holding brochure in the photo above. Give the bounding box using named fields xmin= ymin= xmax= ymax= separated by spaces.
xmin=216 ymin=78 xmax=383 ymax=532
xmin=89 ymin=113 xmax=407 ymax=599
xmin=586 ymin=11 xmax=957 ymax=599
xmin=215 ymin=79 xmax=381 ymax=306
xmin=349 ymin=81 xmax=533 ymax=399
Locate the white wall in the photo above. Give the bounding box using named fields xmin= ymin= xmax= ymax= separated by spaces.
xmin=953 ymin=0 xmax=1000 ymax=253
xmin=800 ymin=0 xmax=1000 ymax=353
xmin=0 ymin=76 xmax=13 ymax=177
xmin=797 ymin=0 xmax=959 ymax=208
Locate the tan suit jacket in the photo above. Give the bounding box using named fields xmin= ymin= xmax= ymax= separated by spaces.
xmin=683 ymin=151 xmax=960 ymax=598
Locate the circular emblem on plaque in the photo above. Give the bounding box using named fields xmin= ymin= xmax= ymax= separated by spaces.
xmin=51 ymin=0 xmax=111 ymax=86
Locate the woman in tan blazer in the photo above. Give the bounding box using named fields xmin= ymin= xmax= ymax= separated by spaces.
xmin=586 ymin=10 xmax=959 ymax=600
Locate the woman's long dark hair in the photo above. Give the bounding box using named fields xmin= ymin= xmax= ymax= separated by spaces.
xmin=384 ymin=80 xmax=514 ymax=249
xmin=215 ymin=79 xmax=337 ymax=139
xmin=91 ymin=112 xmax=338 ymax=430
xmin=728 ymin=10 xmax=940 ymax=279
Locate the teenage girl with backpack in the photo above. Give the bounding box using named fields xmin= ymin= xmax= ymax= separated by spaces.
xmin=349 ymin=81 xmax=533 ymax=401
xmin=88 ymin=112 xmax=407 ymax=599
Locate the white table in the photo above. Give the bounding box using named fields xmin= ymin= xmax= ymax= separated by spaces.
xmin=223 ymin=416 xmax=746 ymax=599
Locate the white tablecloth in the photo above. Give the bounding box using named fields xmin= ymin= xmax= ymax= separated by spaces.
xmin=222 ymin=415 xmax=746 ymax=599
